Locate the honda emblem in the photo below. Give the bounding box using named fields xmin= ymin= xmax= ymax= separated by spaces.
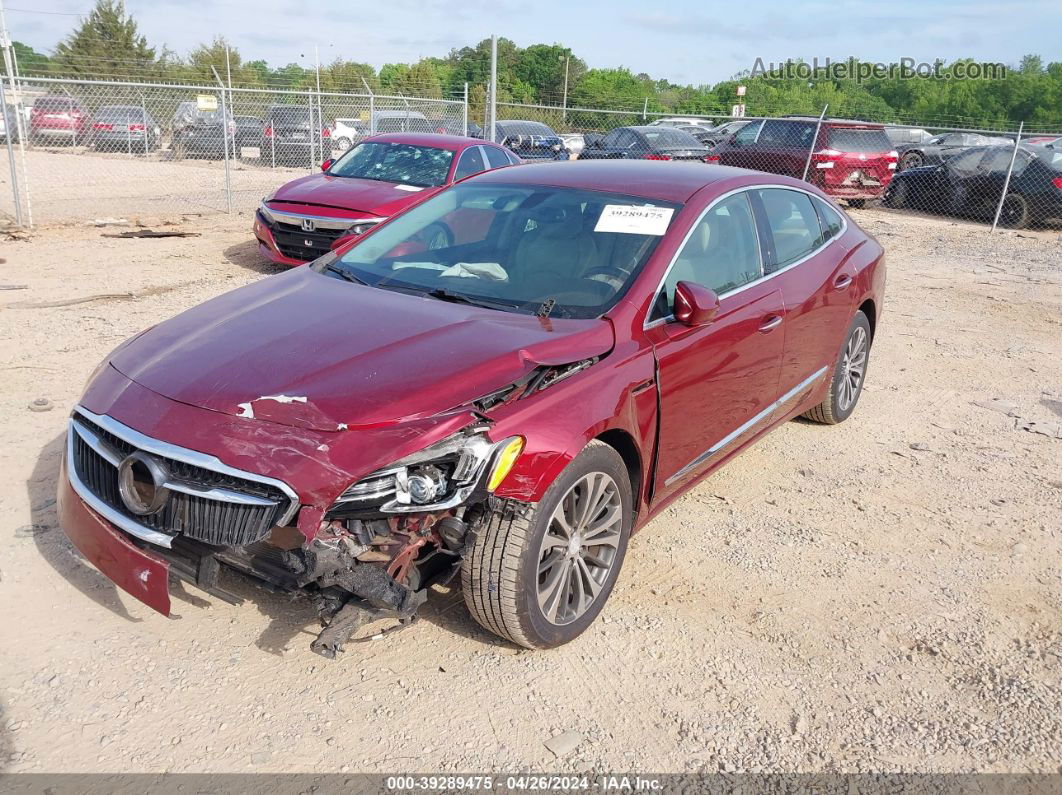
xmin=301 ymin=218 xmax=316 ymax=232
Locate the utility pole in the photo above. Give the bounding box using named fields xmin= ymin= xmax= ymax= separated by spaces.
xmin=562 ymin=55 xmax=570 ymax=121
xmin=489 ymin=34 xmax=497 ymax=144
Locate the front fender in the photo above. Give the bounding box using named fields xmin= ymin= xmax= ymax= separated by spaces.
xmin=487 ymin=339 xmax=657 ymax=506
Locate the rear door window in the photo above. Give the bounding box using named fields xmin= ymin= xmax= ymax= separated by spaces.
xmin=827 ymin=128 xmax=892 ymax=153
xmin=756 ymin=188 xmax=824 ymax=271
xmin=733 ymin=121 xmax=763 ymax=145
xmin=484 ymin=146 xmax=511 ymax=169
xmin=453 ymin=146 xmax=486 ymax=181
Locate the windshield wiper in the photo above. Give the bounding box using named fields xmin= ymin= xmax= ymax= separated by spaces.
xmin=422 ymin=288 xmax=511 ymax=310
xmin=323 ymin=262 xmax=368 ymax=285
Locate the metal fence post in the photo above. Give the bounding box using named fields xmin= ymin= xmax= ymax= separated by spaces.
xmin=991 ymin=122 xmax=1024 ymax=233
xmin=801 ymin=104 xmax=829 ymax=183
xmin=463 ymin=82 xmax=468 ymax=136
xmin=489 ymin=34 xmax=497 ymax=144
xmin=1 ymin=97 xmax=22 ymax=225
xmin=211 ymin=66 xmax=232 ymax=213
xmin=140 ymin=92 xmax=148 ymax=156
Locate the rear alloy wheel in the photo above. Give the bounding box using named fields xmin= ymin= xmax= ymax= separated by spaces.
xmin=462 ymin=441 xmax=632 ymax=648
xmin=998 ymin=193 xmax=1030 ymax=229
xmin=336 ymin=136 xmax=352 ymax=151
xmin=803 ymin=311 xmax=872 ymax=425
xmin=900 ymin=151 xmax=923 ymax=170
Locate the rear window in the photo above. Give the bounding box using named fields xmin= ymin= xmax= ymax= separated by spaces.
xmin=35 ymin=97 xmax=81 ymax=112
xmin=827 ymin=128 xmax=892 ymax=153
xmin=642 ymin=128 xmax=701 ymax=147
xmin=269 ymin=107 xmax=311 ymax=125
xmin=97 ymin=106 xmax=142 ymax=121
xmin=498 ymin=121 xmax=554 ymax=137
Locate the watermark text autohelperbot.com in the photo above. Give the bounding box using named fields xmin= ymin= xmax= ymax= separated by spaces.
xmin=751 ymin=57 xmax=1007 ymax=83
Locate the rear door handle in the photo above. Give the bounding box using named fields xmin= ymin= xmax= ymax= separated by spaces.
xmin=833 ymin=274 xmax=853 ymax=290
xmin=758 ymin=315 xmax=783 ymax=332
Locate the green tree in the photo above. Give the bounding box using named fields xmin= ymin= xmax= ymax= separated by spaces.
xmin=51 ymin=0 xmax=163 ymax=79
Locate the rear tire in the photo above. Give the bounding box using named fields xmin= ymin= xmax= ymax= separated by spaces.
xmin=803 ymin=311 xmax=872 ymax=425
xmin=884 ymin=180 xmax=908 ymax=209
xmin=900 ymin=151 xmax=923 ymax=171
xmin=847 ymin=199 xmax=866 ymax=209
xmin=462 ymin=441 xmax=632 ymax=649
xmin=998 ymin=193 xmax=1030 ymax=229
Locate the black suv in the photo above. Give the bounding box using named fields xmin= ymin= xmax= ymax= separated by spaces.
xmin=262 ymin=105 xmax=331 ymax=166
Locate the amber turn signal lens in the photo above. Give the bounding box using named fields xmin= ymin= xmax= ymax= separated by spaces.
xmin=487 ymin=437 xmax=524 ymax=492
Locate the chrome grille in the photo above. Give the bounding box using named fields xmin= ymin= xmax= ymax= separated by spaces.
xmin=68 ymin=409 xmax=298 ymax=548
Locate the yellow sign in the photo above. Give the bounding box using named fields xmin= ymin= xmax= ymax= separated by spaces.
xmin=196 ymin=94 xmax=218 ymax=112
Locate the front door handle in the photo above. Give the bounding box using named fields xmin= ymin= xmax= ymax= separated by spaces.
xmin=833 ymin=274 xmax=853 ymax=290
xmin=758 ymin=315 xmax=783 ymax=332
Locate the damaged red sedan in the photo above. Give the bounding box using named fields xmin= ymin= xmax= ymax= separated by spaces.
xmin=59 ymin=160 xmax=884 ymax=655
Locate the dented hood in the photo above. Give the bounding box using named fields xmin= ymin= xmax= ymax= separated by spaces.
xmin=108 ymin=267 xmax=614 ymax=432
xmin=268 ymin=173 xmax=440 ymax=217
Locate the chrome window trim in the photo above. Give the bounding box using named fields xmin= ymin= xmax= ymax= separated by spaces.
xmin=644 ymin=183 xmax=848 ymax=329
xmin=72 ymin=406 xmax=300 ymax=527
xmin=260 ymin=204 xmax=383 ymax=231
xmin=663 ymin=366 xmax=828 ymax=487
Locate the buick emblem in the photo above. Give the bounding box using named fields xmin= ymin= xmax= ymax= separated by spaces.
xmin=117 ymin=451 xmax=171 ymax=516
xmin=301 ymin=218 xmax=316 ymax=232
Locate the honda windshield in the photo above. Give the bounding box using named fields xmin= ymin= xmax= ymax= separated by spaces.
xmin=328 ymin=141 xmax=455 ymax=187
xmin=317 ymin=182 xmax=680 ymax=319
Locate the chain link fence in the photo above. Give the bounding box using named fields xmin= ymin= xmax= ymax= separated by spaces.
xmin=0 ymin=76 xmax=467 ymax=225
xmin=494 ymin=101 xmax=1062 ymax=233
xmin=2 ymin=77 xmax=1059 ymax=233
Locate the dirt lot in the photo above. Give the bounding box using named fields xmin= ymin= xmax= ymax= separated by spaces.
xmin=0 ymin=208 xmax=1059 ymax=774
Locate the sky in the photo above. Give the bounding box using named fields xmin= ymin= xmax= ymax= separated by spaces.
xmin=5 ymin=0 xmax=1059 ymax=86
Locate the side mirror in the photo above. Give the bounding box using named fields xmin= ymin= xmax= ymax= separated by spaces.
xmin=321 ymin=159 xmax=333 ymax=172
xmin=673 ymin=281 xmax=720 ymax=326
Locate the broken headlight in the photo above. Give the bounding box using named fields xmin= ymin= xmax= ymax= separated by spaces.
xmin=331 ymin=432 xmax=523 ymax=514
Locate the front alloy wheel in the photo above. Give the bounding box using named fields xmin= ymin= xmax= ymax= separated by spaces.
xmin=463 ymin=441 xmax=632 ymax=648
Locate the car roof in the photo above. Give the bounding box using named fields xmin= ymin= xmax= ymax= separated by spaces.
xmin=466 ymin=159 xmax=766 ymax=202
xmin=779 ymin=116 xmax=887 ymax=128
xmin=364 ymin=132 xmax=496 ymax=150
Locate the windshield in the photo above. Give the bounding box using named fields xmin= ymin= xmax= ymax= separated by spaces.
xmin=320 ymin=183 xmax=680 ymax=319
xmin=827 ymin=128 xmax=892 ymax=153
xmin=328 ymin=141 xmax=455 ymax=187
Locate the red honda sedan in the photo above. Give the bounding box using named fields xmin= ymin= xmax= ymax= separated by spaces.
xmin=60 ymin=161 xmax=884 ymax=654
xmin=253 ymin=132 xmax=520 ymax=265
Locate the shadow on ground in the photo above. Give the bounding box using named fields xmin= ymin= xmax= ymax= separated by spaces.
xmin=222 ymin=239 xmax=288 ymax=276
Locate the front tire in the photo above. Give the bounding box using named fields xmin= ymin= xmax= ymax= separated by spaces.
xmin=998 ymin=193 xmax=1030 ymax=229
xmin=900 ymin=151 xmax=923 ymax=171
xmin=462 ymin=441 xmax=632 ymax=649
xmin=803 ymin=311 xmax=872 ymax=425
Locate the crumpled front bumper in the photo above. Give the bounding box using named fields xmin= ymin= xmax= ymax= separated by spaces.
xmin=57 ymin=453 xmax=172 ymax=616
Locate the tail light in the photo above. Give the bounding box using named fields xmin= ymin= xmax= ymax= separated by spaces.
xmin=1053 ymin=177 xmax=1062 ymax=191
xmin=436 ymin=126 xmax=446 ymax=134
xmin=128 ymin=124 xmax=145 ymax=132
xmin=812 ymin=148 xmax=841 ymax=169
xmin=92 ymin=123 xmax=113 ymax=131
xmin=264 ymin=125 xmax=274 ymax=138
xmin=703 ymin=154 xmax=721 ymax=164
xmin=887 ymin=150 xmax=899 ymax=170
xmin=642 ymin=153 xmax=671 ymax=161
xmin=321 ymin=127 xmax=331 ymax=138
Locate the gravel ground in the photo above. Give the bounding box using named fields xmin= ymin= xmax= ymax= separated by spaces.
xmin=0 ymin=207 xmax=1059 ymax=774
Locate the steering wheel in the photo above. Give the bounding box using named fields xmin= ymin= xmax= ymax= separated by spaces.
xmin=582 ymin=265 xmax=630 ymax=290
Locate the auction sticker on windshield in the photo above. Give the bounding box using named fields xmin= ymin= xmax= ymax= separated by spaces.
xmin=594 ymin=204 xmax=675 ymax=235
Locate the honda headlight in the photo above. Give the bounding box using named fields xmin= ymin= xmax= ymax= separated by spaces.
xmin=258 ymin=202 xmax=277 ymax=224
xmin=330 ymin=431 xmax=523 ymax=514
xmin=346 ymin=217 xmax=385 ymax=236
